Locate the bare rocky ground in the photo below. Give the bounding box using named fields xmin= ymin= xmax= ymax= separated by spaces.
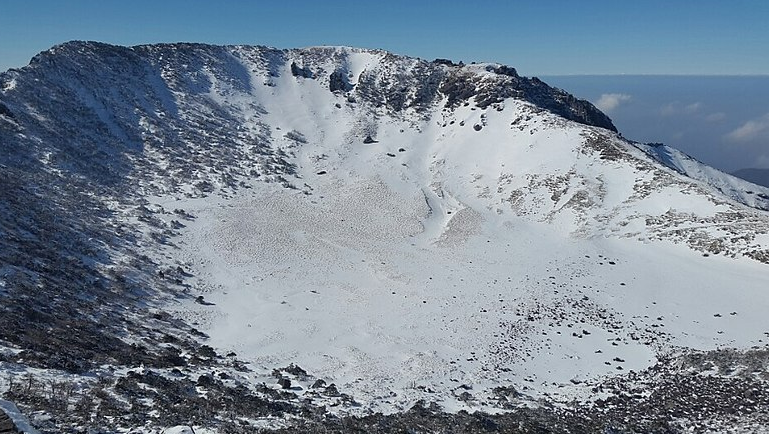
xmin=0 ymin=346 xmax=767 ymax=433
xmin=269 ymin=348 xmax=769 ymax=434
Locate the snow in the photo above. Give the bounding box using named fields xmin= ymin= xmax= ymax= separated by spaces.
xmin=149 ymin=55 xmax=769 ymax=413
xmin=1 ymin=78 xmax=17 ymax=91
xmin=345 ymin=50 xmax=384 ymax=85
xmin=636 ymin=142 xmax=769 ymax=210
xmin=166 ymin=173 xmax=769 ymax=410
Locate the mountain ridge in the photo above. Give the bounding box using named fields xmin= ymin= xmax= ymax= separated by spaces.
xmin=5 ymin=40 xmax=618 ymax=127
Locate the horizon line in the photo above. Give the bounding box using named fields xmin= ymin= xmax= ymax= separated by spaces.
xmin=537 ymin=73 xmax=769 ymax=77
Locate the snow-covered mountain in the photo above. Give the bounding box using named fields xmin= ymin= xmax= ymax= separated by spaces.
xmin=637 ymin=142 xmax=769 ymax=210
xmin=1 ymin=41 xmax=769 ymax=433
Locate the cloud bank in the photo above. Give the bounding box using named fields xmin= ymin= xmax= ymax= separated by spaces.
xmin=705 ymin=112 xmax=726 ymax=122
xmin=726 ymin=113 xmax=769 ymax=142
xmin=660 ymin=101 xmax=702 ymax=116
xmin=594 ymin=93 xmax=631 ymax=113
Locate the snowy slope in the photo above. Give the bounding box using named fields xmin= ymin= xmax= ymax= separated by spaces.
xmin=637 ymin=142 xmax=769 ymax=210
xmin=1 ymin=41 xmax=769 ymax=432
xmin=157 ymin=68 xmax=769 ymax=412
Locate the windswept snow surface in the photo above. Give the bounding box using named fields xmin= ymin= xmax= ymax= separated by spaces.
xmin=636 ymin=142 xmax=769 ymax=210
xmin=148 ymin=54 xmax=769 ymax=413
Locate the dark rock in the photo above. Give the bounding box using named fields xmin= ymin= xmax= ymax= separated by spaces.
xmin=0 ymin=101 xmax=13 ymax=118
xmin=197 ymin=345 xmax=217 ymax=358
xmin=290 ymin=61 xmax=314 ymax=79
xmin=329 ymin=70 xmax=351 ymax=92
xmin=278 ymin=377 xmax=291 ymax=389
xmin=197 ymin=374 xmax=215 ymax=387
xmin=440 ymin=73 xmax=477 ymax=108
xmin=0 ymin=406 xmax=20 ymax=434
xmin=432 ymin=58 xmax=463 ymax=67
xmin=324 ymin=383 xmax=341 ymax=397
xmin=489 ymin=65 xmax=519 ymax=77
xmin=284 ymin=363 xmax=308 ymax=378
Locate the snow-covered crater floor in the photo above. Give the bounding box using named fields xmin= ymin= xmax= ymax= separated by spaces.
xmin=156 ymin=174 xmax=769 ymax=414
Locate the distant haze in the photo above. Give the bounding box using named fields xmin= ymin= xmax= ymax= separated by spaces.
xmin=732 ymin=168 xmax=769 ymax=188
xmin=544 ymin=75 xmax=769 ymax=173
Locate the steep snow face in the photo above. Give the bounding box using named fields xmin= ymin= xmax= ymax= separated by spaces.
xmin=1 ymin=41 xmax=769 ymax=420
xmin=637 ymin=142 xmax=769 ymax=211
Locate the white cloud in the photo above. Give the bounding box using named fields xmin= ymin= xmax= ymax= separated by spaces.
xmin=705 ymin=112 xmax=726 ymax=122
xmin=725 ymin=113 xmax=769 ymax=142
xmin=756 ymin=154 xmax=769 ymax=169
xmin=660 ymin=103 xmax=677 ymax=116
xmin=660 ymin=101 xmax=702 ymax=116
xmin=594 ymin=93 xmax=631 ymax=113
xmin=684 ymin=102 xmax=702 ymax=114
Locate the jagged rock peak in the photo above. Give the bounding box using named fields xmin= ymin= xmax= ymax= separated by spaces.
xmin=11 ymin=40 xmax=616 ymax=131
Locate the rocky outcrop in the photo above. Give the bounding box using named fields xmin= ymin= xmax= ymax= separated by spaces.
xmin=0 ymin=101 xmax=13 ymax=118
xmin=7 ymin=41 xmax=615 ymax=133
xmin=328 ymin=70 xmax=351 ymax=92
xmin=0 ymin=410 xmax=18 ymax=434
xmin=0 ymin=400 xmax=36 ymax=434
xmin=290 ymin=61 xmax=314 ymax=78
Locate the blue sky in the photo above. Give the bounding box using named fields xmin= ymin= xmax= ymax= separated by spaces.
xmin=1 ymin=0 xmax=769 ymax=75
